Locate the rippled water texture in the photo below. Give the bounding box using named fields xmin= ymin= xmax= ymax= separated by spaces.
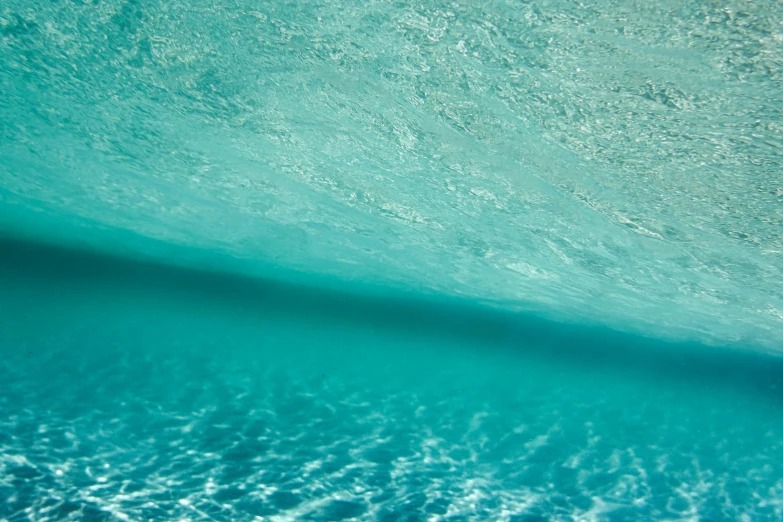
xmin=1 ymin=0 xmax=781 ymax=346
xmin=1 ymin=0 xmax=783 ymax=520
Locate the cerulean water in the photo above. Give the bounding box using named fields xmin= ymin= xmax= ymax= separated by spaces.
xmin=1 ymin=0 xmax=782 ymax=520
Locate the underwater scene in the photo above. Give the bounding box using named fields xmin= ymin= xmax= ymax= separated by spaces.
xmin=1 ymin=0 xmax=782 ymax=520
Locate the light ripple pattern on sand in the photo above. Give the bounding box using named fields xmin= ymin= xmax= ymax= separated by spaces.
xmin=1 ymin=260 xmax=782 ymax=521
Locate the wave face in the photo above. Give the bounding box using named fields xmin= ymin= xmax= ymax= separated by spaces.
xmin=1 ymin=0 xmax=781 ymax=348
xmin=2 ymin=0 xmax=783 ymax=520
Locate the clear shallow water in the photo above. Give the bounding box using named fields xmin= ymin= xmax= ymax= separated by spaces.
xmin=1 ymin=238 xmax=783 ymax=521
xmin=1 ymin=0 xmax=783 ymax=520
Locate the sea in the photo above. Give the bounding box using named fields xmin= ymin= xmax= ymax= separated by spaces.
xmin=1 ymin=0 xmax=782 ymax=520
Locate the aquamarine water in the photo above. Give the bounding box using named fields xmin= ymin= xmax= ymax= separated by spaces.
xmin=1 ymin=0 xmax=782 ymax=520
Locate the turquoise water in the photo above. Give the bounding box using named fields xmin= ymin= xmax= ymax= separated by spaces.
xmin=1 ymin=0 xmax=783 ymax=520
